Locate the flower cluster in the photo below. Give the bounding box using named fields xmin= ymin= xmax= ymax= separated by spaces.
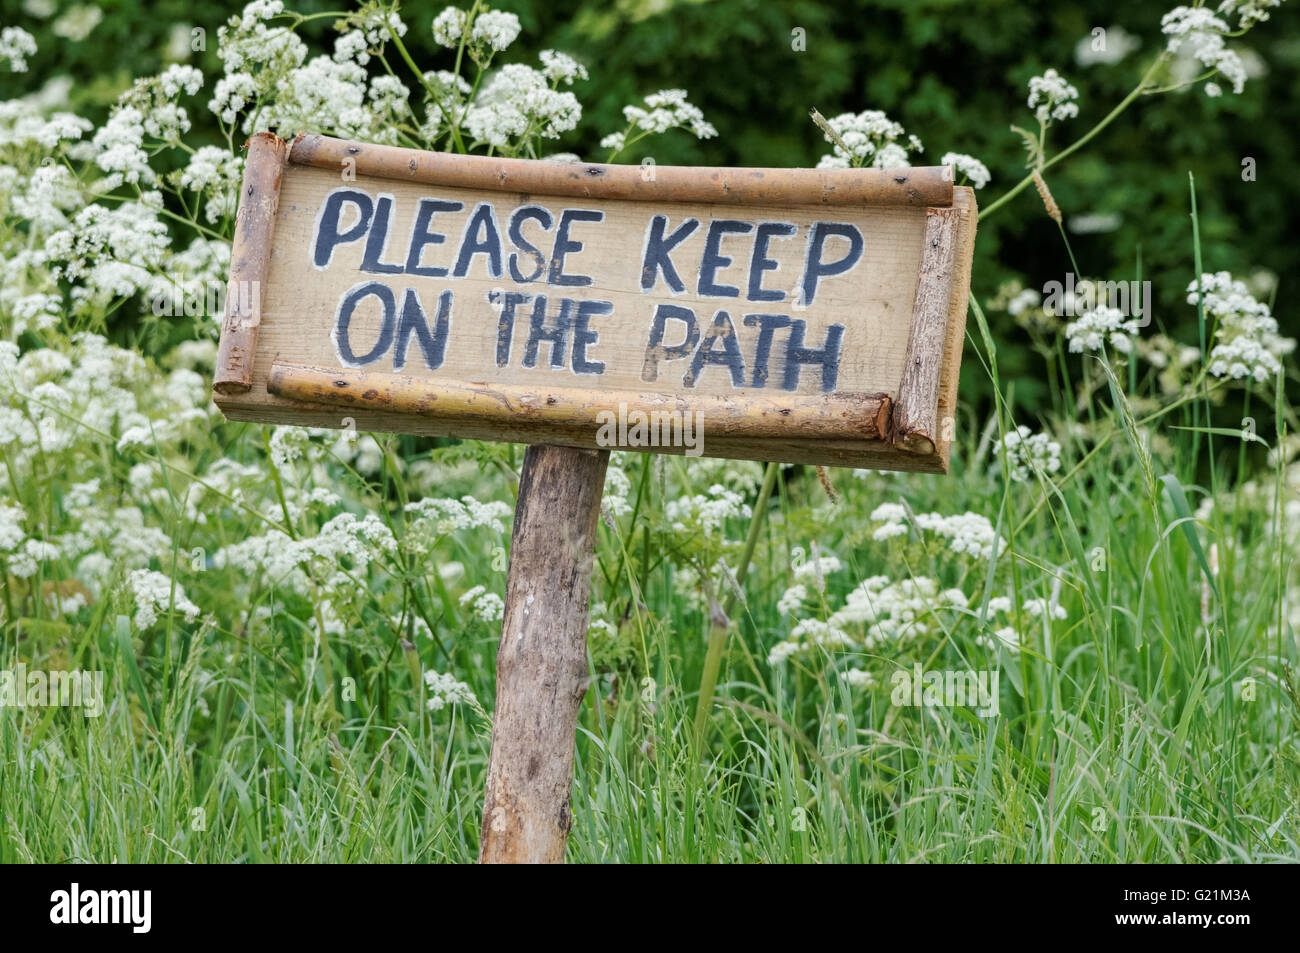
xmin=941 ymin=152 xmax=991 ymax=189
xmin=1000 ymin=426 xmax=1063 ymax=483
xmin=459 ymin=584 xmax=505 ymax=624
xmin=1190 ymin=272 xmax=1294 ymax=382
xmin=600 ymin=88 xmax=716 ymax=158
xmin=464 ymin=62 xmax=583 ymax=151
xmin=768 ymin=573 xmax=969 ymax=666
xmin=664 ymin=484 xmax=752 ymax=537
xmin=1161 ymin=6 xmax=1250 ymax=95
xmin=123 ymin=569 xmax=202 ymax=630
xmin=870 ymin=503 xmax=1003 ymax=560
xmin=1064 ymin=305 xmax=1141 ymax=354
xmin=1 ymin=26 xmax=37 ymax=72
xmin=814 ymin=109 xmax=923 ymax=169
xmin=1027 ymin=69 xmax=1080 ymax=124
xmin=424 ymin=669 xmax=477 ymax=711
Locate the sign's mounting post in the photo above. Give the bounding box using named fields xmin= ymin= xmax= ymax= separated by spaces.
xmin=479 ymin=444 xmax=608 ymax=864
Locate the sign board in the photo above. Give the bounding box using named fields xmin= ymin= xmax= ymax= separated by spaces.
xmin=213 ymin=133 xmax=977 ymax=472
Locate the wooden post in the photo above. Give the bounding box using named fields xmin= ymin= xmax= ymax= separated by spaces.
xmin=479 ymin=444 xmax=609 ymax=864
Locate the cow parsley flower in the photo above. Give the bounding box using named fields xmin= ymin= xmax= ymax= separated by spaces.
xmin=424 ymin=669 xmax=477 ymax=711
xmin=91 ymin=107 xmax=155 ymax=184
xmin=459 ymin=584 xmax=504 ymax=623
xmin=1000 ymin=425 xmax=1063 ymax=483
xmin=1065 ymin=305 xmax=1140 ymax=353
xmin=843 ymin=668 xmax=876 ymax=689
xmin=602 ymin=89 xmax=716 ymax=157
xmin=0 ymin=502 xmax=26 ymax=551
xmin=1027 ymin=69 xmax=1079 ymax=124
xmin=179 ymin=146 xmax=244 ymax=223
xmin=664 ymin=484 xmax=752 ymax=536
xmin=814 ymin=109 xmax=921 ymax=169
xmin=0 ymin=26 xmax=37 ymax=71
xmin=1191 ymin=271 xmax=1295 ymax=382
xmin=1024 ymin=596 xmax=1069 ymax=620
xmin=1161 ymin=6 xmax=1250 ymax=94
xmin=978 ymin=626 xmax=1026 ymax=653
xmin=793 ymin=554 xmax=844 ymax=590
xmin=777 ymin=584 xmax=808 ymax=615
xmin=941 ymin=152 xmax=991 ymax=189
xmin=831 ymin=575 xmax=963 ymax=648
xmin=539 ymin=50 xmax=587 ymax=85
xmin=472 ymin=10 xmax=521 ymax=53
xmin=124 ymin=569 xmax=201 ymax=630
xmin=1217 ymin=0 xmax=1284 ymax=29
xmin=432 ymin=6 xmax=468 ymax=48
xmin=465 ymin=63 xmax=582 ymax=150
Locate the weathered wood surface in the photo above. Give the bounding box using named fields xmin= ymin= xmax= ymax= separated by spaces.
xmin=212 ymin=131 xmax=979 ymax=472
xmin=267 ymin=361 xmax=893 ymax=441
xmin=892 ymin=205 xmax=959 ymax=456
xmin=214 ymin=132 xmax=289 ymax=394
xmin=932 ymin=189 xmax=978 ymax=467
xmin=479 ymin=444 xmax=609 ymax=864
xmin=290 ymin=133 xmax=955 ymax=207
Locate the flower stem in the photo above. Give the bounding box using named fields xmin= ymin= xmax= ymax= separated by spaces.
xmin=981 ymin=56 xmax=1167 ymax=219
xmin=693 ymin=460 xmax=779 ymax=742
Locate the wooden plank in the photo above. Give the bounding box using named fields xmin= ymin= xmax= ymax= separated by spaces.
xmin=266 ymin=361 xmax=893 ymax=442
xmin=290 ymin=133 xmax=955 ymax=208
xmin=892 ymin=205 xmax=959 ymax=455
xmin=214 ymin=132 xmax=289 ymax=394
xmin=934 ymin=187 xmax=978 ymax=467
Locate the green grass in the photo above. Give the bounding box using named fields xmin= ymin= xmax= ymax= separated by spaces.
xmin=3 ymin=323 xmax=1297 ymax=862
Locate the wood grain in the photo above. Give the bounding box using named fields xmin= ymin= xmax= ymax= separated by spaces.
xmin=479 ymin=444 xmax=609 ymax=864
xmin=933 ymin=188 xmax=978 ymax=468
xmin=214 ymin=132 xmax=289 ymax=394
xmin=290 ymin=133 xmax=954 ymax=208
xmin=266 ymin=361 xmax=893 ymax=441
xmin=892 ymin=205 xmax=959 ymax=455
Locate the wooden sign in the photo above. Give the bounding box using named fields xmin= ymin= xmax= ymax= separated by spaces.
xmin=213 ymin=133 xmax=977 ymax=472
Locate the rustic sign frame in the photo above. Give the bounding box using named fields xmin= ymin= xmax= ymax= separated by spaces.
xmin=212 ymin=133 xmax=978 ymax=472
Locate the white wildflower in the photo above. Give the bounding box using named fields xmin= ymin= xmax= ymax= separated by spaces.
xmin=1027 ymin=68 xmax=1080 ymax=123
xmin=1161 ymin=6 xmax=1249 ymax=94
xmin=0 ymin=26 xmax=37 ymax=71
xmin=777 ymin=584 xmax=808 ymax=615
xmin=941 ymin=152 xmax=990 ymax=189
xmin=1190 ymin=271 xmax=1294 ymax=382
xmin=843 ymin=667 xmax=876 ymax=689
xmin=1065 ymin=305 xmax=1140 ymax=353
xmin=815 ymin=108 xmax=920 ymax=169
xmin=1000 ymin=425 xmax=1063 ymax=482
xmin=124 ymin=569 xmax=201 ymax=630
xmin=424 ymin=669 xmax=477 ymax=711
xmin=459 ymin=584 xmax=505 ymax=623
xmin=432 ymin=7 xmax=467 ymax=48
xmin=0 ymin=503 xmax=26 ymax=551
xmin=472 ymin=9 xmax=521 ymax=52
